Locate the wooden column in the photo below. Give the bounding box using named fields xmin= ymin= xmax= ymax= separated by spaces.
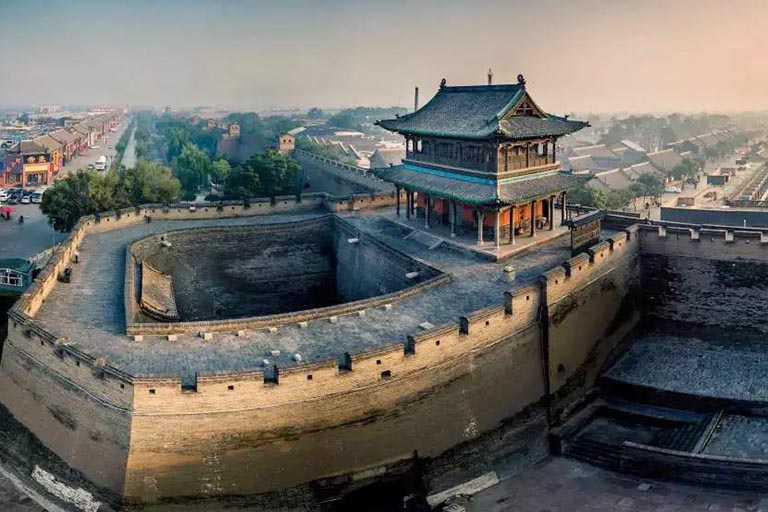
xmin=395 ymin=186 xmax=401 ymax=216
xmin=494 ymin=210 xmax=501 ymax=249
xmin=477 ymin=210 xmax=484 ymax=245
xmin=450 ymin=200 xmax=456 ymax=237
xmin=510 ymin=206 xmax=516 ymax=245
xmin=526 ymin=142 xmax=530 ymax=168
xmin=530 ymin=200 xmax=536 ymax=237
xmin=405 ymin=190 xmax=411 ymax=220
xmin=424 ymin=194 xmax=431 ymax=229
xmin=561 ymin=192 xmax=567 ymax=225
xmin=549 ymin=195 xmax=555 ymax=230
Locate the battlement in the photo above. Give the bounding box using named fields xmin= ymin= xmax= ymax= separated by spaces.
xmin=638 ymin=222 xmax=768 ymax=261
xmin=541 ymin=227 xmax=639 ymax=305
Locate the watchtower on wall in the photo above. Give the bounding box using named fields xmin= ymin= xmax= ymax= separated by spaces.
xmin=376 ymin=74 xmax=590 ymax=248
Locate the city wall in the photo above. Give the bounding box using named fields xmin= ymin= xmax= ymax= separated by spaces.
xmin=541 ymin=228 xmax=642 ymax=420
xmin=295 ymin=149 xmax=393 ymax=197
xmin=639 ymin=224 xmax=768 ymax=340
xmin=0 ymin=193 xmax=718 ymax=508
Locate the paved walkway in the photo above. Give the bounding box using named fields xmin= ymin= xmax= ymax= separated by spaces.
xmin=467 ymin=457 xmax=767 ymax=512
xmin=385 ymin=208 xmax=570 ymax=261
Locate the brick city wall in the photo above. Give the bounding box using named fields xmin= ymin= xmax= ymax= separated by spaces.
xmin=639 ymin=224 xmax=768 ymax=340
xmin=295 ymin=149 xmax=392 ymax=196
xmin=541 ymin=227 xmax=643 ymax=420
xmin=4 ymin=205 xmax=711 ymax=506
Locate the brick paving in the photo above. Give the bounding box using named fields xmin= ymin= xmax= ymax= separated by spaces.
xmin=605 ymin=334 xmax=768 ymax=402
xmin=33 ymin=210 xmax=573 ymax=377
xmin=466 ymin=457 xmax=768 ymax=512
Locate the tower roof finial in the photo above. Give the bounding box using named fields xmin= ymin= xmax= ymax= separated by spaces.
xmin=517 ymin=74 xmax=526 ymax=89
xmin=488 ymin=68 xmax=493 ymax=86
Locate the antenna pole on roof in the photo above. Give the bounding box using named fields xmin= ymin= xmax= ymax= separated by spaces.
xmin=488 ymin=68 xmax=493 ymax=86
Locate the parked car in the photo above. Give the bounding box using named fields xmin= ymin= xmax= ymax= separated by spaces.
xmin=31 ymin=190 xmax=44 ymax=204
xmin=0 ymin=190 xmax=8 ymax=202
xmin=87 ymin=163 xmax=95 ymax=170
xmin=20 ymin=195 xmax=31 ymax=204
xmin=664 ymin=186 xmax=682 ymax=194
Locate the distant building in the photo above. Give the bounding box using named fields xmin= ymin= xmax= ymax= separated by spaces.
xmin=369 ymin=147 xmax=405 ymax=169
xmin=0 ymin=259 xmax=34 ymax=296
xmin=216 ymin=122 xmax=267 ymax=162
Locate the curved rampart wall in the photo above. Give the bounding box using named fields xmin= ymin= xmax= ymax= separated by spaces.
xmin=124 ymin=216 xmax=447 ymax=335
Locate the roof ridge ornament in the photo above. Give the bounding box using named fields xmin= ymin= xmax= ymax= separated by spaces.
xmin=440 ymin=78 xmax=447 ymax=89
xmin=517 ymin=74 xmax=526 ymax=89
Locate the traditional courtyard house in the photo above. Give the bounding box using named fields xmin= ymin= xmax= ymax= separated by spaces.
xmin=610 ymin=140 xmax=648 ymax=166
xmin=5 ymin=139 xmax=52 ymax=186
xmin=0 ymin=259 xmax=34 ymax=296
xmin=647 ymin=148 xmax=684 ymax=176
xmin=369 ymin=147 xmax=406 ymax=169
xmin=48 ymin=128 xmax=78 ymax=164
xmin=376 ymin=75 xmax=589 ymax=247
xmin=33 ymin=134 xmax=64 ymax=175
xmin=71 ymin=122 xmax=92 ymax=151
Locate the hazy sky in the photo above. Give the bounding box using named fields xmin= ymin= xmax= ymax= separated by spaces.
xmin=1 ymin=0 xmax=767 ymax=113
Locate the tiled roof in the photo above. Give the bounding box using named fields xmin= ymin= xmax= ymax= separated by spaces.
xmin=33 ymin=134 xmax=63 ymax=151
xmin=375 ymin=163 xmax=590 ymax=206
xmin=625 ymin=161 xmax=663 ymax=180
xmin=369 ymin=147 xmax=405 ymax=169
xmin=593 ymin=169 xmax=632 ymax=191
xmin=377 ymin=83 xmax=587 ymax=140
xmin=648 ymin=149 xmax=683 ymax=173
xmin=49 ymin=129 xmax=77 ymax=144
xmin=9 ymin=140 xmax=45 ymax=154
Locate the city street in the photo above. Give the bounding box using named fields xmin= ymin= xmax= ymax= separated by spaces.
xmin=0 ymin=204 xmax=66 ymax=260
xmin=54 ymin=119 xmax=130 ymax=179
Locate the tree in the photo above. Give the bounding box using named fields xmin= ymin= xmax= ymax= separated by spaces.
xmin=40 ymin=164 xmax=183 ymax=232
xmin=211 ymin=158 xmax=231 ymax=185
xmin=307 ymin=107 xmax=324 ymax=119
xmin=165 ymin=127 xmax=193 ymax=162
xmin=120 ymin=161 xmax=181 ymax=204
xmin=225 ymin=149 xmax=299 ymax=199
xmin=637 ymin=174 xmax=664 ymax=203
xmin=173 ymin=143 xmax=212 ymax=200
xmin=671 ymin=158 xmax=701 ymax=181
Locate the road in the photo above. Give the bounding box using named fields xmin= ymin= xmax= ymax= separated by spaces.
xmin=55 ymin=120 xmax=130 ymax=179
xmin=121 ymin=126 xmax=137 ymax=169
xmin=0 ymin=120 xmax=138 ymax=262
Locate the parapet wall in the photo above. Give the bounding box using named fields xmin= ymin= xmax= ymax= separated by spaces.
xmin=541 ymin=227 xmax=642 ymax=419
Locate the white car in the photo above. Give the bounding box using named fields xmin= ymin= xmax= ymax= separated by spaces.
xmin=20 ymin=195 xmax=31 ymax=204
xmin=664 ymin=186 xmax=682 ymax=194
xmin=0 ymin=191 xmax=8 ymax=202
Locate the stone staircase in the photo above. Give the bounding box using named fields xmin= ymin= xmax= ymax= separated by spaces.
xmin=564 ymin=437 xmax=623 ymax=471
xmin=404 ymin=229 xmax=444 ymax=250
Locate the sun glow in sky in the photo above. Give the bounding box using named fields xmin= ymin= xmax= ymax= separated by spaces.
xmin=1 ymin=0 xmax=768 ymax=113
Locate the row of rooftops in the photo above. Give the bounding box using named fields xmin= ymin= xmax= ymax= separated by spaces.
xmin=4 ymin=111 xmax=121 ymax=156
xmin=563 ymin=129 xmax=744 ymax=194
